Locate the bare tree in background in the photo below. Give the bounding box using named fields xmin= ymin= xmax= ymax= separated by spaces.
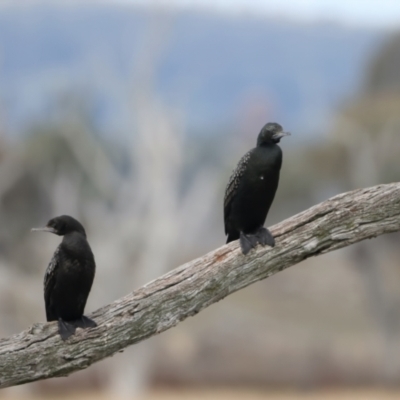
xmin=0 ymin=7 xmax=220 ymax=395
xmin=83 ymin=9 xmax=220 ymax=396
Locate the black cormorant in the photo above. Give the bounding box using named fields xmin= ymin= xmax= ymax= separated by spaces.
xmin=32 ymin=215 xmax=96 ymax=340
xmin=224 ymin=122 xmax=290 ymax=254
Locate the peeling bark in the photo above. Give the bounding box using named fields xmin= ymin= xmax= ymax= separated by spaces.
xmin=1 ymin=182 xmax=400 ymax=388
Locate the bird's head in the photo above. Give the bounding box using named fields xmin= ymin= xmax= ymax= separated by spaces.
xmin=32 ymin=215 xmax=86 ymax=237
xmin=257 ymin=122 xmax=290 ymax=146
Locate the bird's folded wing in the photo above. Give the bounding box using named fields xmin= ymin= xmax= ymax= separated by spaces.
xmin=224 ymin=149 xmax=253 ymax=232
xmin=44 ymin=245 xmax=60 ymax=321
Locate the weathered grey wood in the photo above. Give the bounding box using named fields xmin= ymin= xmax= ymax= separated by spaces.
xmin=1 ymin=182 xmax=400 ymax=388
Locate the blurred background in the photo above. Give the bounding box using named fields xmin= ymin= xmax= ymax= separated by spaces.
xmin=1 ymin=0 xmax=400 ymax=399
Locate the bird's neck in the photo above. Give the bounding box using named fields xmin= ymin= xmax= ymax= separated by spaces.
xmin=61 ymin=232 xmax=91 ymax=258
xmin=257 ymin=142 xmax=277 ymax=149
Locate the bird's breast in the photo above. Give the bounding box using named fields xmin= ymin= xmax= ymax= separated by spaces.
xmin=240 ymin=147 xmax=282 ymax=197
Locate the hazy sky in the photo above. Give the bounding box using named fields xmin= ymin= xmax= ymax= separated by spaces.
xmin=122 ymin=0 xmax=400 ymax=29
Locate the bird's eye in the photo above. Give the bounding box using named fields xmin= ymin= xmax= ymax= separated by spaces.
xmin=52 ymin=222 xmax=62 ymax=232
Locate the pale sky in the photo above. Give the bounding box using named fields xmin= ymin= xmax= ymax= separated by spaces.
xmin=119 ymin=0 xmax=400 ymax=29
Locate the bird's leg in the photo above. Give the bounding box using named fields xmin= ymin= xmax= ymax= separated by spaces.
xmin=256 ymin=227 xmax=275 ymax=247
xmin=58 ymin=318 xmax=76 ymax=341
xmin=239 ymin=232 xmax=258 ymax=255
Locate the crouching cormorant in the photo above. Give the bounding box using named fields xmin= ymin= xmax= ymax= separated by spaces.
xmin=224 ymin=122 xmax=290 ymax=254
xmin=32 ymin=215 xmax=97 ymax=340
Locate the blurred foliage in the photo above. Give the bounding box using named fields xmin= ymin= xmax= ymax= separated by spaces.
xmin=331 ymin=31 xmax=400 ymax=186
xmin=365 ymin=31 xmax=400 ymax=95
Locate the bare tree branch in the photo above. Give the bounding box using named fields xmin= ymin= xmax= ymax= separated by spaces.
xmin=1 ymin=182 xmax=400 ymax=389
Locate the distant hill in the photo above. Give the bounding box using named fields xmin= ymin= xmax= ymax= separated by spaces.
xmin=0 ymin=4 xmax=386 ymax=137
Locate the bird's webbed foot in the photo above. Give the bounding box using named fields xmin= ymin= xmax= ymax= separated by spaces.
xmin=58 ymin=318 xmax=77 ymax=341
xmin=76 ymin=315 xmax=97 ymax=329
xmin=57 ymin=316 xmax=97 ymax=341
xmin=239 ymin=227 xmax=275 ymax=255
xmin=239 ymin=232 xmax=258 ymax=255
xmin=255 ymin=227 xmax=275 ymax=247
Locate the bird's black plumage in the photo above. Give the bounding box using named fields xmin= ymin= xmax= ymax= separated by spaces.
xmin=224 ymin=122 xmax=289 ymax=254
xmin=32 ymin=215 xmax=96 ymax=340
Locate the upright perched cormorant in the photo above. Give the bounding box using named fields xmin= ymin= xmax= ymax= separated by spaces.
xmin=224 ymin=122 xmax=290 ymax=254
xmin=32 ymin=215 xmax=96 ymax=340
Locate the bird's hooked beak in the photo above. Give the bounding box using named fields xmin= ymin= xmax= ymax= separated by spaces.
xmin=272 ymin=131 xmax=291 ymax=141
xmin=31 ymin=226 xmax=57 ymax=234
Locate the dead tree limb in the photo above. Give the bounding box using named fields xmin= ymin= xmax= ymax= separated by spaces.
xmin=1 ymin=182 xmax=400 ymax=388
